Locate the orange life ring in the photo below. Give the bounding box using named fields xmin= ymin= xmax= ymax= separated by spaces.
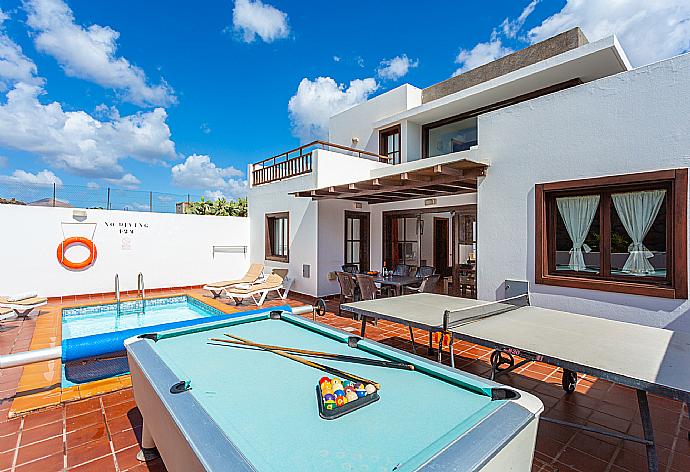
xmin=57 ymin=237 xmax=97 ymax=270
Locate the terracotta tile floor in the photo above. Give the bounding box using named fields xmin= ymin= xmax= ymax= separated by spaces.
xmin=1 ymin=290 xmax=689 ymax=471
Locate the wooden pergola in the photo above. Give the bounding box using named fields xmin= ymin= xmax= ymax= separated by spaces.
xmin=291 ymin=159 xmax=487 ymax=204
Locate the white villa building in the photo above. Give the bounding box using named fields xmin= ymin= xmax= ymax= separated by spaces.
xmin=248 ymin=28 xmax=690 ymax=333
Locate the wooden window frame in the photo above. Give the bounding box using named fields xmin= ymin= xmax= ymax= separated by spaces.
xmin=344 ymin=211 xmax=370 ymax=272
xmin=535 ymin=169 xmax=688 ymax=299
xmin=265 ymin=212 xmax=289 ymax=263
xmin=379 ymin=124 xmax=401 ymax=164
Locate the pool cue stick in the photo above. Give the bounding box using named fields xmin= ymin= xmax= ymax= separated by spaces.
xmin=211 ymin=337 xmax=414 ymax=371
xmin=224 ymin=334 xmax=381 ymax=389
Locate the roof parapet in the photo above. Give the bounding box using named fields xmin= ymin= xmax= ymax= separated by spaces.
xmin=422 ymin=28 xmax=589 ymax=104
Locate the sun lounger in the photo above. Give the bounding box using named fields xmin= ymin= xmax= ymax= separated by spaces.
xmin=0 ymin=306 xmax=15 ymax=322
xmin=0 ymin=295 xmax=48 ymax=317
xmin=203 ymin=263 xmax=265 ymax=298
xmin=221 ymin=273 xmax=293 ymax=307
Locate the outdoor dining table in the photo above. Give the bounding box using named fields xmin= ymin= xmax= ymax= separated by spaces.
xmin=374 ymin=275 xmax=421 ymax=296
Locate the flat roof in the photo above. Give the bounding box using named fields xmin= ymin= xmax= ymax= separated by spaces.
xmin=373 ymin=36 xmax=631 ymax=129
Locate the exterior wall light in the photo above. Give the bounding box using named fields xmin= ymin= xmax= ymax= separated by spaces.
xmin=72 ymin=209 xmax=87 ymax=220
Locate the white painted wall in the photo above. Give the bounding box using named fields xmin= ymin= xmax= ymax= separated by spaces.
xmin=248 ymin=149 xmax=389 ymax=296
xmin=329 ymin=84 xmax=421 ymax=157
xmin=477 ymin=53 xmax=690 ymax=332
xmin=0 ymin=205 xmax=249 ymax=297
xmin=248 ymin=170 xmax=318 ymax=296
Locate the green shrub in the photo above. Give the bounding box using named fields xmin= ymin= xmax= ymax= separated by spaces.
xmin=186 ymin=197 xmax=247 ymax=216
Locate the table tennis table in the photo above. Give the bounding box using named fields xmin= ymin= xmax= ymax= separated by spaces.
xmin=340 ymin=280 xmax=690 ymax=472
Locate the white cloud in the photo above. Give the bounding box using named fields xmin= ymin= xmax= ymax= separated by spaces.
xmin=0 ymin=82 xmax=177 ymax=177
xmin=0 ymin=10 xmax=42 ymax=90
xmin=24 ymin=0 xmax=175 ymax=106
xmin=501 ymin=0 xmax=539 ymax=39
xmin=454 ymin=36 xmax=513 ymax=76
xmin=232 ymin=0 xmax=289 ymax=43
xmin=104 ymin=173 xmax=141 ymax=190
xmin=204 ymin=189 xmax=226 ymax=200
xmin=0 ymin=156 xmax=6 ymax=167
xmin=0 ymin=168 xmax=62 ymax=186
xmin=171 ymin=154 xmax=247 ymax=198
xmin=377 ymin=54 xmax=419 ymax=81
xmin=288 ymin=76 xmax=378 ymax=141
xmin=86 ymin=181 xmax=99 ymax=189
xmin=200 ymin=122 xmax=211 ymax=134
xmin=333 ymin=55 xmax=341 ymax=62
xmin=528 ymin=0 xmax=690 ymax=66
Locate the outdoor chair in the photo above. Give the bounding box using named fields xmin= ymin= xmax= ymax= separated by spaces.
xmin=341 ymin=264 xmax=359 ymax=274
xmin=217 ymin=273 xmax=292 ymax=307
xmin=355 ymin=274 xmax=381 ymax=326
xmin=335 ymin=272 xmax=357 ymax=316
xmin=355 ymin=274 xmax=383 ymax=301
xmin=392 ymin=264 xmax=411 ymax=276
xmin=416 ymin=266 xmax=435 ymax=278
xmin=0 ymin=306 xmax=15 ymax=323
xmin=203 ymin=263 xmax=265 ymax=298
xmin=0 ymin=293 xmax=47 ymax=317
xmin=404 ymin=274 xmax=441 ymax=295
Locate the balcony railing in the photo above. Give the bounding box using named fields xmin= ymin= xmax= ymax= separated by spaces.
xmin=251 ymin=140 xmax=390 ymax=186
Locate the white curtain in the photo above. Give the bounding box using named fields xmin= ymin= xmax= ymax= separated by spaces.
xmin=611 ymin=189 xmax=666 ymax=275
xmin=556 ymin=195 xmax=600 ymax=271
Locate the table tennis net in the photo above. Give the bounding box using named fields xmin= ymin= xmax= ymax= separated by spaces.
xmin=442 ymin=294 xmax=530 ymax=330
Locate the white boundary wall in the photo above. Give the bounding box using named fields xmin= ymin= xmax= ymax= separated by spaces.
xmin=0 ymin=205 xmax=249 ymax=297
xmin=477 ymin=53 xmax=690 ymax=333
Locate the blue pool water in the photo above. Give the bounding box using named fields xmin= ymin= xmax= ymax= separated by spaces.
xmin=61 ymin=296 xmax=222 ymax=387
xmin=62 ymin=297 xmax=214 ymax=339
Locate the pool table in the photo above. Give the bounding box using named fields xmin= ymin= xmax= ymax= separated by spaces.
xmin=125 ymin=306 xmax=543 ymax=472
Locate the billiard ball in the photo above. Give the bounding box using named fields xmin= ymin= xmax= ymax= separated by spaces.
xmin=319 ymin=376 xmax=330 ymax=386
xmin=355 ymin=386 xmax=366 ymax=398
xmin=324 ymin=400 xmax=336 ymax=410
xmin=323 ymin=393 xmax=335 ymax=402
xmin=342 ymin=380 xmax=351 ymax=387
xmin=321 ymin=383 xmax=333 ymax=395
xmin=333 ymin=389 xmax=345 ymax=397
xmin=344 ymin=386 xmax=355 ymax=394
xmin=335 ymin=396 xmax=347 ymax=407
xmin=331 ymin=382 xmax=343 ymax=391
xmin=365 ymin=384 xmax=377 ymax=395
xmin=345 ymin=391 xmax=358 ymax=402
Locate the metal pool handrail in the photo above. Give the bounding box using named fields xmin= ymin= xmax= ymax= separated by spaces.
xmin=115 ymin=273 xmax=121 ymax=315
xmin=138 ymin=272 xmax=146 ymax=312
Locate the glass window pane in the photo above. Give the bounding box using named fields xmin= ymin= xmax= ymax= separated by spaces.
xmin=352 ymin=242 xmax=360 ymax=264
xmin=282 ymin=218 xmax=288 ymax=256
xmin=345 ymin=242 xmax=352 ymax=263
xmin=427 ymin=117 xmax=477 ymax=158
xmin=392 ymin=133 xmax=399 ymax=152
xmin=352 ymin=219 xmax=360 ymax=240
xmin=387 ymin=135 xmax=394 ymax=152
xmin=397 ymin=218 xmax=404 ymax=236
xmin=611 ymin=191 xmax=666 ymax=278
xmin=554 ymin=196 xmax=600 ymax=274
xmin=346 ymin=219 xmax=352 ymax=240
xmin=405 ymin=218 xmax=417 ymax=240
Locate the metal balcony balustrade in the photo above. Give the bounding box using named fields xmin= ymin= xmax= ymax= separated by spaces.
xmin=251 ymin=140 xmax=390 ymax=186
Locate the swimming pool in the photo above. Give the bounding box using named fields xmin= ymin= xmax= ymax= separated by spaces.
xmin=62 ymin=296 xmax=216 ymax=339
xmin=61 ymin=296 xmax=229 ymax=387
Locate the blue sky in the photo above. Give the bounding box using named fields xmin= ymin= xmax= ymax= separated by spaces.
xmin=0 ymin=0 xmax=688 ymax=201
